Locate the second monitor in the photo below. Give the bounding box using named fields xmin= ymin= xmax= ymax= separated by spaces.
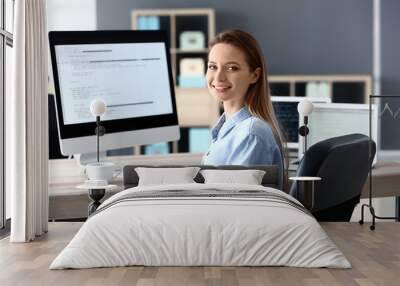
xmin=300 ymin=103 xmax=378 ymax=163
xmin=271 ymin=96 xmax=331 ymax=149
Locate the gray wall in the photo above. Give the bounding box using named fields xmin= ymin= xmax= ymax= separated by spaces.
xmin=96 ymin=0 xmax=372 ymax=75
xmin=96 ymin=0 xmax=400 ymax=149
xmin=380 ymin=0 xmax=400 ymax=149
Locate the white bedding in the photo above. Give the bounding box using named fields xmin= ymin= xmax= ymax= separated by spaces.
xmin=50 ymin=183 xmax=351 ymax=269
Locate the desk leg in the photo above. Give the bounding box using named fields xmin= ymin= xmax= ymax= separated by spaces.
xmin=88 ymin=189 xmax=105 ymax=216
xmin=296 ymin=181 xmax=315 ymax=211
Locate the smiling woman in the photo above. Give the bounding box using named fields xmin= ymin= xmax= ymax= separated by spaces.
xmin=202 ymin=30 xmax=286 ymax=188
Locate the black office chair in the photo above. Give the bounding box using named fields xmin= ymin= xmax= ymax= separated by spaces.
xmin=290 ymin=133 xmax=376 ymax=221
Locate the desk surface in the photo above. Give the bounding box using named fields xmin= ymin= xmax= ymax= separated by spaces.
xmin=361 ymin=161 xmax=400 ymax=198
xmin=48 ymin=153 xmax=203 ymax=220
xmin=48 ymin=155 xmax=400 ymax=219
xmin=49 ymin=155 xmax=400 ymax=198
xmin=49 ymin=153 xmax=204 ymax=195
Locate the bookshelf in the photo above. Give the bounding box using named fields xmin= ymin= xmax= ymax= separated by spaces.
xmin=132 ymin=9 xmax=218 ymax=127
xmin=269 ymin=75 xmax=372 ymax=103
xmin=131 ymin=8 xmax=218 ymax=155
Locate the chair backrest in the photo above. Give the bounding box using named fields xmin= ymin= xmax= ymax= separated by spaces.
xmin=290 ymin=133 xmax=376 ymax=221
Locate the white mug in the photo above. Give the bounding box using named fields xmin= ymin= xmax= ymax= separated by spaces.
xmin=85 ymin=162 xmax=120 ymax=183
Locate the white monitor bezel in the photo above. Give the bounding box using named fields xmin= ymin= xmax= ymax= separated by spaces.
xmin=298 ymin=103 xmax=378 ymax=162
xmin=49 ymin=30 xmax=180 ymax=156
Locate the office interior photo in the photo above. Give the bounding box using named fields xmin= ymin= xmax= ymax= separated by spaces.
xmin=1 ymin=0 xmax=400 ymax=285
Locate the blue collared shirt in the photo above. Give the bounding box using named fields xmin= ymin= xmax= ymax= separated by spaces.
xmin=202 ymin=107 xmax=283 ymax=186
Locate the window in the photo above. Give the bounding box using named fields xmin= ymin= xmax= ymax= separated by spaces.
xmin=1 ymin=0 xmax=14 ymax=229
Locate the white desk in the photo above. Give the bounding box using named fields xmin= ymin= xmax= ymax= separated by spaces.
xmin=361 ymin=161 xmax=400 ymax=198
xmin=49 ymin=153 xmax=203 ymax=220
xmin=49 ymin=155 xmax=400 ymax=220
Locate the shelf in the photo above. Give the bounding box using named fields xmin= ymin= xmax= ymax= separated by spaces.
xmin=270 ymin=75 xmax=372 ymax=82
xmin=269 ymin=75 xmax=372 ymax=103
xmin=132 ymin=8 xmax=215 ymax=17
xmin=132 ymin=10 xmax=217 ymax=127
xmin=131 ymin=8 xmax=217 ymax=155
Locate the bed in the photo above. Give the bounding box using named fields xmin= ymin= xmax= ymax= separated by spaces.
xmin=50 ymin=165 xmax=350 ymax=269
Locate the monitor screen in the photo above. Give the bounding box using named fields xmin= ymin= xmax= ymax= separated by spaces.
xmin=55 ymin=43 xmax=173 ymax=125
xmin=272 ymin=101 xmax=299 ymax=146
xmin=49 ymin=30 xmax=180 ymax=155
xmin=271 ymin=96 xmax=331 ymax=148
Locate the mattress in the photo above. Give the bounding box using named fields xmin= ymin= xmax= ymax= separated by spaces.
xmin=50 ymin=183 xmax=351 ymax=269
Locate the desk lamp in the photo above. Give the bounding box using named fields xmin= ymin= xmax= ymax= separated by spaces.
xmin=297 ymin=99 xmax=314 ymax=153
xmin=90 ymin=99 xmax=106 ymax=162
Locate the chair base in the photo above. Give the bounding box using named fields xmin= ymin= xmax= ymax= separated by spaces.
xmin=312 ymin=196 xmax=360 ymax=222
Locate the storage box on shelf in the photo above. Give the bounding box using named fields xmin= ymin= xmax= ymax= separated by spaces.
xmin=131 ymin=8 xmax=218 ymax=155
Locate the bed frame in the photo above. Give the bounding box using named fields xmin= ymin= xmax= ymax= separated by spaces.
xmin=123 ymin=165 xmax=280 ymax=189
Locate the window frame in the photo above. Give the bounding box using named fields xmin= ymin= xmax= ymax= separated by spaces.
xmin=0 ymin=0 xmax=13 ymax=230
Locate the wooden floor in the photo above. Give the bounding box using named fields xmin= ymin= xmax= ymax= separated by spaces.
xmin=0 ymin=222 xmax=399 ymax=286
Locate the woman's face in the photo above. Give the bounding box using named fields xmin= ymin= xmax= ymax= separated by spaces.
xmin=206 ymin=43 xmax=260 ymax=104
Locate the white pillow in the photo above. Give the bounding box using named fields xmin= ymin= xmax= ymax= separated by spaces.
xmin=135 ymin=167 xmax=200 ymax=186
xmin=200 ymin=169 xmax=266 ymax=185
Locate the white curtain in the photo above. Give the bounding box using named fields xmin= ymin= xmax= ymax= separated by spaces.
xmin=9 ymin=0 xmax=48 ymax=242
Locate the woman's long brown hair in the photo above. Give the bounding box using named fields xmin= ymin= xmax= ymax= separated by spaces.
xmin=209 ymin=29 xmax=288 ymax=189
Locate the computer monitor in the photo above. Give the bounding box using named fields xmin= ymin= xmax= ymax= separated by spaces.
xmin=299 ymin=103 xmax=378 ymax=162
xmin=271 ymin=96 xmax=331 ymax=149
xmin=49 ymin=30 xmax=180 ymax=155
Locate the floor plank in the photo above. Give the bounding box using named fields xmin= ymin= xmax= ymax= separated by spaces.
xmin=0 ymin=222 xmax=399 ymax=286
